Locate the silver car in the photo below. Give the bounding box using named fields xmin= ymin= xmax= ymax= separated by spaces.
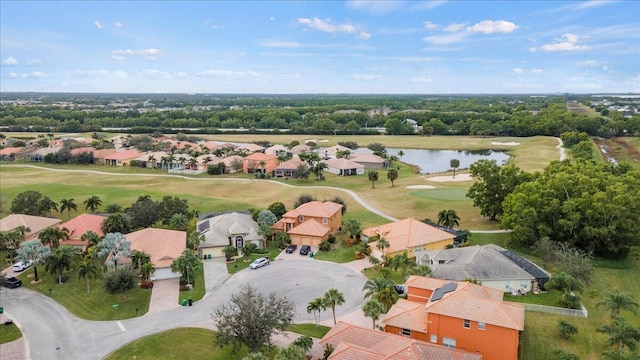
xmin=249 ymin=257 xmax=269 ymax=269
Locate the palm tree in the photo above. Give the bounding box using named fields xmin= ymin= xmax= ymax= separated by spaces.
xmin=387 ymin=169 xmax=398 ymax=187
xmin=169 ymin=213 xmax=189 ymax=231
xmin=83 ymin=196 xmax=102 ymax=213
xmin=375 ymin=238 xmax=390 ymax=259
xmin=437 ymin=209 xmax=461 ymax=228
xmin=397 ymin=150 xmax=405 ymax=162
xmin=546 ymin=272 xmax=583 ymax=309
xmin=15 ymin=240 xmax=50 ymax=282
xmin=307 ymin=298 xmax=326 ymax=327
xmin=140 ymin=262 xmax=156 ymax=281
xmin=376 ymin=286 xmax=400 ymax=312
xmin=368 ymin=170 xmax=379 ymax=188
xmin=390 ymin=252 xmax=411 ymax=278
xmin=131 ymin=250 xmax=152 ymax=271
xmin=222 ymin=245 xmax=238 ymax=262
xmin=363 ymin=277 xmax=394 ymax=299
xmin=41 ymin=197 xmax=58 ymax=216
xmin=597 ymin=289 xmax=639 ymax=317
xmin=171 ymin=249 xmax=201 ymax=285
xmin=323 ymin=288 xmax=345 ymax=325
xmin=597 ymin=316 xmax=640 ymax=353
xmin=60 ymin=198 xmax=77 ymax=219
xmin=45 ymin=245 xmax=78 ymax=284
xmin=81 ymin=230 xmax=101 ymax=250
xmin=187 ymin=231 xmax=205 ymax=251
xmin=147 ymin=154 xmax=157 ymax=168
xmin=97 ymin=232 xmax=131 ymax=270
xmin=188 ymin=156 xmax=198 ymax=170
xmin=362 ymin=299 xmax=386 ymax=329
xmin=40 ymin=226 xmax=70 ymax=249
xmin=105 ymin=203 xmax=123 ymax=214
xmin=314 ymin=162 xmax=328 ymax=181
xmin=450 ymin=159 xmax=460 ymax=178
xmin=76 ymin=257 xmax=98 ymax=294
xmin=202 ymin=156 xmax=213 ymax=165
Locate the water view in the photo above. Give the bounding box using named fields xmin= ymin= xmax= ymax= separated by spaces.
xmin=388 ymin=148 xmax=510 ymax=174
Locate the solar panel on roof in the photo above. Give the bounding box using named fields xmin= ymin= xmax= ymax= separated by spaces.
xmin=430 ymin=282 xmax=458 ymax=301
xmin=197 ymin=221 xmax=210 ymax=233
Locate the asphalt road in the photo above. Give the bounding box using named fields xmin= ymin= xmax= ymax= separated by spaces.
xmin=0 ymin=259 xmax=367 ymax=360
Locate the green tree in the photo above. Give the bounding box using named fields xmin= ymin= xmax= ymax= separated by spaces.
xmin=40 ymin=226 xmax=70 ymax=249
xmin=127 ymin=195 xmax=160 ymax=229
xmin=597 ymin=289 xmax=639 ymax=318
xmin=362 ymin=299 xmax=385 ymax=329
xmin=213 ymin=285 xmax=295 ymax=353
xmin=83 ymin=196 xmax=102 ymax=213
xmin=76 ymin=257 xmax=99 ymax=294
xmin=386 ymin=169 xmax=398 ymax=187
xmin=307 ymin=298 xmax=326 ymax=327
xmin=81 ymin=230 xmax=101 ymax=250
xmin=363 ymin=277 xmax=398 ymax=312
xmin=450 ymin=159 xmax=460 ymax=178
xmin=292 ymin=335 xmax=314 ymax=352
xmin=171 ymin=249 xmax=201 ymax=285
xmin=368 ymin=170 xmax=379 ymax=188
xmin=597 ymin=316 xmax=640 ymax=353
xmin=390 ymin=252 xmax=411 ymax=278
xmin=257 ymin=210 xmax=277 ymax=227
xmin=558 ymin=320 xmax=579 ymax=339
xmin=437 ymin=209 xmax=460 ymax=228
xmin=45 ymin=245 xmax=78 ymax=284
xmin=101 ymin=213 xmax=132 ymax=234
xmin=375 ymin=238 xmax=390 ymax=258
xmin=105 ymin=203 xmax=123 ymax=214
xmin=10 ymin=190 xmax=50 ymax=216
xmin=97 ymin=232 xmax=131 ymax=270
xmin=187 ymin=230 xmax=204 ymax=251
xmin=15 ymin=240 xmax=50 ymax=282
xmin=546 ymin=272 xmax=583 ymax=309
xmin=322 ymin=288 xmax=345 ymax=325
xmin=222 ymin=245 xmax=238 ymax=262
xmin=60 ymin=198 xmax=78 ymax=219
xmin=267 ymin=202 xmax=287 ymax=220
xmin=103 ymin=267 xmax=137 ymax=295
xmin=169 ymin=213 xmax=189 ymax=231
xmin=343 ymin=219 xmax=361 ymax=239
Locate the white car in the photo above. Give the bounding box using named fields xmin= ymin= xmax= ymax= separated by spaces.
xmin=249 ymin=257 xmax=269 ymax=269
xmin=12 ymin=260 xmax=33 ymax=272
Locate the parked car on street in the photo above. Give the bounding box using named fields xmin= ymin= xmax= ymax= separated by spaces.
xmin=3 ymin=277 xmax=23 ymax=289
xmin=300 ymin=245 xmax=311 ymax=255
xmin=12 ymin=260 xmax=32 ymax=272
xmin=285 ymin=244 xmax=298 ymax=253
xmin=249 ymin=257 xmax=269 ymax=269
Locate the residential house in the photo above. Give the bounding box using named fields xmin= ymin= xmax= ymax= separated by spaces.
xmin=69 ymin=147 xmax=96 ymax=156
xmin=290 ymin=144 xmax=312 ymax=155
xmin=58 ymin=213 xmax=106 ymax=251
xmin=209 ymin=155 xmax=243 ymax=173
xmin=0 ymin=214 xmax=61 ymax=241
xmin=242 ymin=152 xmax=279 ymax=174
xmin=363 ymin=218 xmax=454 ymax=260
xmin=320 ymin=322 xmax=482 ymax=360
xmin=264 ymin=144 xmax=289 ymax=157
xmin=404 ymin=118 xmax=420 ymax=133
xmin=197 ymin=212 xmax=263 ymax=258
xmin=419 ymin=245 xmax=549 ymax=294
xmin=384 ymin=276 xmax=524 ymax=360
xmin=0 ymin=147 xmax=22 ymax=161
xmin=271 ymin=201 xmax=342 ymax=246
xmin=238 ymin=143 xmax=265 ymax=153
xmin=103 ymin=149 xmax=141 ymax=166
xmin=350 ymin=147 xmax=375 ymax=156
xmin=126 ymin=228 xmax=186 ymax=280
xmin=319 ymin=144 xmax=351 ymax=159
xmin=92 ymin=148 xmax=117 ymax=164
xmin=28 ymin=147 xmax=61 ymax=162
xmin=133 ymin=151 xmax=167 ymax=169
xmin=321 ymin=158 xmax=365 ymax=176
xmin=350 ymin=153 xmax=386 ymax=168
xmin=273 ymin=157 xmax=307 ymax=178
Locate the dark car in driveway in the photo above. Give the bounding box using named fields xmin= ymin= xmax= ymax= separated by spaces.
xmin=3 ymin=277 xmax=22 ymax=289
xmin=285 ymin=244 xmax=298 ymax=253
xmin=300 ymin=245 xmax=311 ymax=255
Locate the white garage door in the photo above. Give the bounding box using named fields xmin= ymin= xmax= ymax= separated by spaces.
xmin=153 ymin=267 xmax=181 ymax=280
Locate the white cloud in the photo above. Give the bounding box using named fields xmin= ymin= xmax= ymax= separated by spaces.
xmin=70 ymin=69 xmax=128 ymax=78
xmin=602 ymin=65 xmax=613 ymax=73
xmin=351 ymin=73 xmax=381 ymax=80
xmin=111 ymin=48 xmax=163 ymax=61
xmin=259 ymin=40 xmax=306 ymax=48
xmin=411 ymin=0 xmax=447 ymax=11
xmin=135 ymin=69 xmax=172 ymax=79
xmin=2 ymin=56 xmax=19 ymax=66
xmin=357 ymin=31 xmax=371 ymax=40
xmin=203 ymin=19 xmax=220 ymax=29
xmin=444 ymin=23 xmax=466 ymax=32
xmin=269 ymin=16 xmax=275 ymax=21
xmin=279 ymin=73 xmax=300 ymax=80
xmin=579 ymin=60 xmax=599 ymax=66
xmin=346 ymin=0 xmax=404 ymax=14
xmin=6 ymin=72 xmax=17 ymax=78
xmin=466 ymin=20 xmax=517 ymax=34
xmin=423 ymin=31 xmax=469 ymax=45
xmin=532 ymin=68 xmax=544 ymax=74
xmin=26 ymin=59 xmax=42 ymax=66
xmin=424 ymin=21 xmax=439 ymax=30
xmin=114 ymin=22 xmax=123 ymax=27
xmin=113 ymin=49 xmax=134 ymax=55
xmin=298 ymin=18 xmax=356 ymax=34
xmin=21 ymin=71 xmax=46 ymax=79
xmin=110 ymin=55 xmax=125 ymax=61
xmin=411 ymin=76 xmax=433 ymax=83
xmin=94 ymin=21 xmax=103 ymax=30
xmin=539 ymin=33 xmax=590 ymax=52
xmin=513 ymin=68 xmax=524 ymax=74
xmin=195 ymin=70 xmax=260 ymax=80
xmin=575 ymin=0 xmax=616 ymax=10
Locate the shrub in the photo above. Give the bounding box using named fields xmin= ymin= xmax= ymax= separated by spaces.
xmin=103 ymin=268 xmax=138 ymax=294
xmin=557 ymin=320 xmax=579 ymax=339
xmin=327 ymin=235 xmax=336 ymax=244
xmin=319 ymin=241 xmax=331 ymax=251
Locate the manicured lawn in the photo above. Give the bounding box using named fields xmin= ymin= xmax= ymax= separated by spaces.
xmin=361 ymin=266 xmax=406 ymax=284
xmin=19 ymin=266 xmax=151 ymax=320
xmin=504 ymin=291 xmax=563 ymax=307
xmin=0 ymin=322 xmax=22 ymax=344
xmin=411 ymin=187 xmax=469 ymax=201
xmin=286 ymin=323 xmax=331 ymax=338
xmin=312 ymin=234 xmax=359 ymax=264
xmin=105 ymin=327 xmax=253 ymax=360
xmin=226 ymin=243 xmax=282 ymax=274
xmin=179 ymin=265 xmax=205 ymax=303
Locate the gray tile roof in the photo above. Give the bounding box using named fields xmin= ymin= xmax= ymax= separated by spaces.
xmin=197 ymin=212 xmax=262 ymax=248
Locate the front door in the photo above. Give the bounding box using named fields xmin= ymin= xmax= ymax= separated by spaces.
xmin=235 ymin=235 xmax=244 ymax=249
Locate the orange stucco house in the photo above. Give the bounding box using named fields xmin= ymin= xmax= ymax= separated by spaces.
xmin=384 ymin=276 xmax=524 ymax=360
xmin=242 ymin=152 xmax=279 ymax=174
xmin=271 ymin=201 xmax=342 ymax=247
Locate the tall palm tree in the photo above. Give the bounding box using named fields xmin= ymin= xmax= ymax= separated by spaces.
xmin=171 ymin=249 xmax=201 ymax=285
xmin=83 ymin=196 xmax=102 ymax=213
xmin=375 ymin=238 xmax=390 ymax=258
xmin=45 ymin=245 xmax=78 ymax=284
xmin=390 ymin=252 xmax=411 ymax=278
xmin=60 ymin=198 xmax=77 ymax=219
xmin=362 ymin=299 xmax=386 ymax=329
xmin=169 ymin=213 xmax=189 ymax=231
xmin=368 ymin=170 xmax=379 ymax=188
xmin=397 ymin=150 xmax=405 ymax=162
xmin=323 ymin=288 xmax=345 ymax=325
xmin=81 ymin=230 xmax=101 ymax=250
xmin=76 ymin=257 xmax=98 ymax=294
xmin=147 ymin=154 xmax=157 ymax=168
xmin=597 ymin=316 xmax=640 ymax=353
xmin=15 ymin=240 xmax=50 ymax=282
xmin=437 ymin=209 xmax=461 ymax=228
xmin=105 ymin=203 xmax=123 ymax=214
xmin=546 ymin=272 xmax=583 ymax=309
xmin=140 ymin=262 xmax=156 ymax=282
xmin=40 ymin=227 xmax=70 ymax=249
xmin=363 ymin=277 xmax=394 ymax=299
xmin=450 ymin=159 xmax=460 ymax=178
xmin=306 ymin=298 xmax=326 ymax=327
xmin=375 ymin=286 xmax=400 ymax=312
xmin=387 ymin=169 xmax=398 ymax=187
xmin=41 ymin=197 xmax=58 ymax=216
xmin=597 ymin=289 xmax=639 ymax=317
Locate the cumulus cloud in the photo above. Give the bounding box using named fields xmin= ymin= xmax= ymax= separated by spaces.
xmin=114 ymin=22 xmax=123 ymax=27
xmin=466 ymin=20 xmax=517 ymax=34
xmin=513 ymin=68 xmax=524 ymax=74
xmin=424 ymin=19 xmax=518 ymax=45
xmin=602 ymin=65 xmax=613 ymax=74
xmin=423 ymin=31 xmax=468 ymax=45
xmin=21 ymin=72 xmax=47 ymax=79
xmin=539 ymin=33 xmax=590 ymax=52
xmin=357 ymin=31 xmax=372 ymax=40
xmin=269 ymin=16 xmax=275 ymax=21
xmin=113 ymin=49 xmax=134 ymax=55
xmin=532 ymin=68 xmax=544 ymax=74
xmin=298 ymin=18 xmax=356 ymax=34
xmin=195 ymin=70 xmax=260 ymax=80
xmin=424 ymin=21 xmax=439 ymax=30
xmin=110 ymin=55 xmax=125 ymax=61
xmin=94 ymin=21 xmax=103 ymax=30
xmin=2 ymin=56 xmax=19 ymax=66
xmin=6 ymin=72 xmax=17 ymax=78
xmin=135 ymin=69 xmax=172 ymax=79
xmin=444 ymin=23 xmax=466 ymax=32
xmin=351 ymin=73 xmax=381 ymax=80
xmin=111 ymin=48 xmax=163 ymax=61
xmin=26 ymin=59 xmax=42 ymax=66
xmin=579 ymin=60 xmax=599 ymax=67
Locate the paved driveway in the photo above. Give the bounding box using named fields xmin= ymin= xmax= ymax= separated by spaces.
xmin=202 ymin=257 xmax=230 ymax=298
xmin=146 ymin=278 xmax=180 ymax=315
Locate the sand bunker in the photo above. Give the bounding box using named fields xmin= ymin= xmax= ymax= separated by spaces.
xmin=491 ymin=141 xmax=520 ymax=146
xmin=406 ymin=185 xmax=436 ymax=189
xmin=426 ymin=173 xmax=473 ymax=182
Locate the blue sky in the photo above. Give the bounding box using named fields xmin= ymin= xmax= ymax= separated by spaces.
xmin=1 ymin=0 xmax=638 ymax=94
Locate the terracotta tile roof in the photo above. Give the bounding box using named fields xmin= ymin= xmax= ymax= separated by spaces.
xmin=383 ymin=299 xmax=429 ymax=333
xmin=70 ymin=147 xmax=95 ymax=155
xmin=126 ymin=228 xmax=186 ymax=268
xmin=58 ymin=214 xmax=105 ymax=242
xmin=287 ymin=219 xmax=331 ymax=237
xmin=243 ymin=152 xmax=278 ymax=161
xmin=104 ymin=149 xmax=141 ymax=161
xmin=264 ymin=144 xmax=289 ymax=155
xmin=406 ymin=276 xmax=450 ymax=291
xmin=275 ymin=157 xmax=307 ymax=170
xmin=0 ymin=147 xmax=22 ymax=155
xmin=364 ymin=218 xmax=454 ymax=254
xmin=283 ymin=201 xmax=343 ymax=219
xmin=290 ymin=144 xmax=311 ymax=154
xmin=0 ymin=214 xmax=61 ymax=237
xmin=92 ymin=148 xmax=117 ymax=159
xmin=321 ymin=322 xmax=481 ymax=360
xmin=238 ymin=143 xmax=265 ymax=152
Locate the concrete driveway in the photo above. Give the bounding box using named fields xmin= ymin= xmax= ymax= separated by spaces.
xmin=147 ymin=278 xmax=180 ymax=315
xmin=202 ymin=257 xmax=230 ymax=297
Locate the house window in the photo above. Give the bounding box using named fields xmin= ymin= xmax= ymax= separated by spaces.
xmin=401 ymin=328 xmax=411 ymax=337
xmin=299 ymin=215 xmax=304 ymax=222
xmin=430 ymin=334 xmax=437 ymax=343
xmin=443 ymin=337 xmax=456 ymax=348
xmin=323 ymin=217 xmax=328 ymax=224
xmin=478 ymin=322 xmax=486 ymax=330
xmin=463 ymin=319 xmax=471 ymax=329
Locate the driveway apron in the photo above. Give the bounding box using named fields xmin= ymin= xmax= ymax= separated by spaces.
xmin=202 ymin=257 xmax=231 ymax=297
xmin=146 ymin=278 xmax=180 ymax=315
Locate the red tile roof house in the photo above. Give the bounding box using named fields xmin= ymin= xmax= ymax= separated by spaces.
xmin=273 ymin=157 xmax=308 ymax=178
xmin=363 ymin=218 xmax=455 ymax=261
xmin=92 ymin=148 xmax=117 ymax=164
xmin=0 ymin=214 xmax=62 ymax=241
xmin=271 ymin=201 xmax=342 ymax=247
xmin=103 ymin=149 xmax=141 ymax=166
xmin=242 ymin=152 xmax=279 ymax=174
xmin=0 ymin=147 xmax=23 ymax=161
xmin=58 ymin=214 xmax=106 ymax=251
xmin=125 ymin=228 xmax=186 ymax=280
xmin=383 ymin=276 xmax=524 ymax=360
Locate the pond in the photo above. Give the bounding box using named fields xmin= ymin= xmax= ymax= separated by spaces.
xmin=387 ymin=148 xmax=510 ymax=174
